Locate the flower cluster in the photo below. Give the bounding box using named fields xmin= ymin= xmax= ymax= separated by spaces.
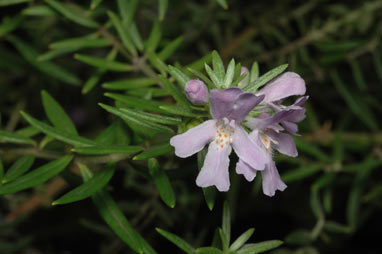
xmin=170 ymin=71 xmax=307 ymax=196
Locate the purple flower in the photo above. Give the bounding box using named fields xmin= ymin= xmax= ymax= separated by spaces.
xmin=185 ymin=80 xmax=209 ymax=105
xmin=170 ymin=87 xmax=266 ymax=191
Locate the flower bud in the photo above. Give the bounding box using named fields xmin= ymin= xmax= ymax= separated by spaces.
xmin=184 ymin=80 xmax=209 ymax=105
xmin=238 ymin=66 xmax=249 ymax=88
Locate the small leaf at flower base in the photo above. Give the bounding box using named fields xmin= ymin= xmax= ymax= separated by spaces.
xmin=0 ymin=130 xmax=36 ymax=146
xmin=196 ymin=247 xmax=223 ymax=254
xmin=243 ymin=64 xmax=288 ymax=93
xmin=72 ymin=145 xmax=143 ymax=155
xmin=222 ymin=201 xmax=231 ymax=246
xmin=158 ymin=0 xmax=168 ymax=20
xmin=102 ymin=78 xmax=157 ymax=90
xmin=223 ymin=59 xmax=235 ymax=87
xmin=74 ymin=54 xmax=133 ymax=72
xmin=205 ymin=63 xmax=220 ymax=88
xmin=250 ymin=61 xmax=259 ymax=82
xmin=158 ymin=36 xmax=183 ymax=61
xmin=52 ymin=164 xmax=115 ymax=205
xmin=168 ymin=65 xmax=191 ymax=88
xmin=41 ymin=90 xmax=78 ymax=135
xmin=80 ymin=164 xmax=156 ymax=254
xmin=2 ymin=155 xmax=35 ymax=184
xmin=44 ymin=0 xmax=99 ymax=28
xmin=148 ymin=158 xmax=176 ymax=208
xmin=159 ymin=75 xmax=190 ymax=107
xmin=236 ymin=240 xmax=283 ymax=254
xmin=212 ymin=50 xmax=225 ymax=82
xmin=229 ymin=228 xmax=255 ymax=251
xmin=156 ymin=228 xmax=195 ymax=254
xmin=187 ymin=67 xmax=215 ymax=89
xmin=0 ymin=155 xmax=73 ymax=195
xmin=120 ymin=108 xmax=181 ymax=125
xmin=21 ymin=111 xmax=95 ymax=147
xmin=284 ymin=230 xmax=313 ymax=246
xmin=159 ymin=105 xmax=207 ymax=117
xmin=145 ymin=20 xmax=161 ymax=53
xmin=134 ymin=143 xmax=173 ymax=160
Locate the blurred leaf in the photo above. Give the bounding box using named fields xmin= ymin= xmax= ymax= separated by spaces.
xmin=22 ymin=5 xmax=56 ymax=16
xmin=187 ymin=67 xmax=215 ymax=89
xmin=94 ymin=122 xmax=117 ymax=145
xmin=158 ymin=36 xmax=183 ymax=61
xmin=129 ymin=22 xmax=144 ymax=51
xmin=102 ymin=78 xmax=157 ymax=90
xmin=324 ymin=221 xmax=353 ymax=234
xmin=330 ymin=70 xmax=378 ymax=131
xmin=107 ymin=10 xmax=137 ymax=56
xmin=38 ymin=47 xmax=78 ymax=61
xmin=158 ymin=0 xmax=168 ymax=20
xmin=285 ymin=230 xmax=313 ymax=245
xmin=159 ymin=105 xmax=207 ymax=117
xmin=49 ymin=34 xmax=108 ymax=49
xmin=159 ymin=75 xmax=190 ymax=107
xmin=294 ymin=138 xmax=330 ymax=162
xmin=148 ymin=158 xmax=176 ymax=208
xmin=117 ymin=0 xmax=138 ymax=27
xmin=243 ymin=64 xmax=288 ymax=93
xmin=0 ymin=130 xmax=36 ymax=146
xmin=0 ymin=0 xmax=29 ymax=6
xmin=74 ymin=54 xmax=133 ymax=72
xmin=21 ymin=111 xmax=95 ymax=147
xmin=223 ymin=59 xmax=235 ymax=87
xmin=168 ymin=65 xmax=191 ymax=88
xmin=147 ymin=51 xmax=168 ymax=75
xmin=0 ymin=155 xmax=73 ymax=195
xmin=2 ymin=155 xmax=35 ymax=184
xmin=90 ymin=0 xmax=102 ymax=9
xmin=350 ymin=61 xmax=367 ymax=91
xmin=212 ymin=50 xmax=225 ymax=82
xmin=222 ymin=201 xmax=231 ymax=247
xmin=230 ymin=228 xmax=255 ymax=251
xmin=44 ymin=0 xmax=98 ymax=28
xmin=145 ymin=20 xmax=161 ymax=53
xmin=53 ymin=164 xmax=115 ymax=205
xmin=8 ymin=36 xmax=81 ymax=86
xmin=215 ymin=0 xmax=228 ymax=9
xmin=156 ymin=228 xmax=195 ymax=254
xmin=120 ymin=108 xmax=181 ymax=125
xmin=0 ymin=15 xmax=24 ymax=36
xmin=72 ymin=145 xmax=143 ymax=155
xmin=133 ymin=143 xmax=173 ymax=160
xmin=186 ymin=53 xmax=212 ymax=71
xmin=196 ymin=247 xmax=222 ymax=254
xmin=281 ymin=164 xmax=322 ymax=183
xmin=0 ymin=158 xmax=3 ymax=182
xmin=236 ymin=240 xmax=283 ymax=254
xmin=15 ymin=126 xmax=40 ymax=138
xmin=41 ymin=90 xmax=78 ymax=135
xmin=81 ymin=164 xmax=156 ymax=254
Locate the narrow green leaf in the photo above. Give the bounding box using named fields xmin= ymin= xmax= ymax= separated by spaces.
xmin=129 ymin=22 xmax=144 ymax=51
xmin=0 ymin=130 xmax=36 ymax=146
xmin=80 ymin=164 xmax=156 ymax=254
xmin=147 ymin=51 xmax=168 ymax=75
xmin=90 ymin=0 xmax=102 ymax=9
xmin=44 ymin=0 xmax=98 ymax=28
xmin=222 ymin=201 xmax=231 ymax=246
xmin=148 ymin=158 xmax=176 ymax=208
xmin=236 ymin=240 xmax=283 ymax=254
xmin=324 ymin=221 xmax=353 ymax=234
xmin=158 ymin=36 xmax=183 ymax=61
xmin=50 ymin=36 xmax=110 ymax=50
xmin=223 ymin=59 xmax=235 ymax=87
xmin=117 ymin=0 xmax=138 ymax=27
xmin=72 ymin=145 xmax=143 ymax=155
xmin=38 ymin=47 xmax=78 ymax=61
xmin=230 ymin=228 xmax=255 ymax=251
xmin=74 ymin=54 xmax=133 ymax=72
xmin=284 ymin=230 xmax=313 ymax=245
xmin=196 ymin=247 xmax=222 ymax=254
xmin=219 ymin=229 xmax=228 ymax=252
xmin=133 ymin=143 xmax=173 ymax=160
xmin=21 ymin=111 xmax=95 ymax=147
xmin=53 ymin=164 xmax=115 ymax=205
xmin=250 ymin=61 xmax=259 ymax=82
xmin=107 ymin=10 xmax=137 ymax=56
xmin=0 ymin=0 xmax=29 ymax=6
xmin=94 ymin=122 xmax=117 ymax=145
xmin=41 ymin=90 xmax=78 ymax=135
xmin=0 ymin=158 xmax=3 ymax=182
xmin=158 ymin=0 xmax=168 ymax=20
xmin=145 ymin=21 xmax=161 ymax=53
xmin=2 ymin=155 xmax=35 ymax=184
xmin=102 ymin=78 xmax=157 ymax=90
xmin=127 ymin=87 xmax=170 ymax=97
xmin=120 ymin=108 xmax=181 ymax=125
xmin=294 ymin=137 xmax=330 ymax=162
xmin=159 ymin=105 xmax=207 ymax=117
xmin=159 ymin=75 xmax=190 ymax=107
xmin=8 ymin=36 xmax=81 ymax=86
xmin=187 ymin=67 xmax=215 ymax=89
xmin=168 ymin=65 xmax=191 ymax=88
xmin=205 ymin=63 xmax=220 ymax=88
xmin=281 ymin=164 xmax=322 ymax=184
xmin=243 ymin=64 xmax=288 ymax=93
xmin=104 ymin=93 xmax=171 ymax=114
xmin=186 ymin=53 xmax=212 ymax=71
xmin=212 ymin=50 xmax=225 ymax=82
xmin=22 ymin=5 xmax=56 ymax=16
xmin=0 ymin=15 xmax=24 ymax=36
xmin=15 ymin=125 xmax=40 ymax=138
xmin=156 ymin=228 xmax=195 ymax=254
xmin=0 ymin=155 xmax=73 ymax=195
xmin=215 ymin=0 xmax=228 ymax=9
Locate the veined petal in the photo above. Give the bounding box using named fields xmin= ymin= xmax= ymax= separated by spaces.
xmin=170 ymin=120 xmax=216 ymax=158
xmin=196 ymin=141 xmax=232 ymax=191
xmin=210 ymin=87 xmax=242 ymax=120
xmin=268 ymin=130 xmax=297 ymax=157
xmin=236 ymin=159 xmax=257 ymax=181
xmin=228 ymin=93 xmax=264 ymax=123
xmin=257 ymin=72 xmax=306 ymax=104
xmin=261 ymin=160 xmax=287 ymax=197
xmin=232 ymin=125 xmax=266 ymax=170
